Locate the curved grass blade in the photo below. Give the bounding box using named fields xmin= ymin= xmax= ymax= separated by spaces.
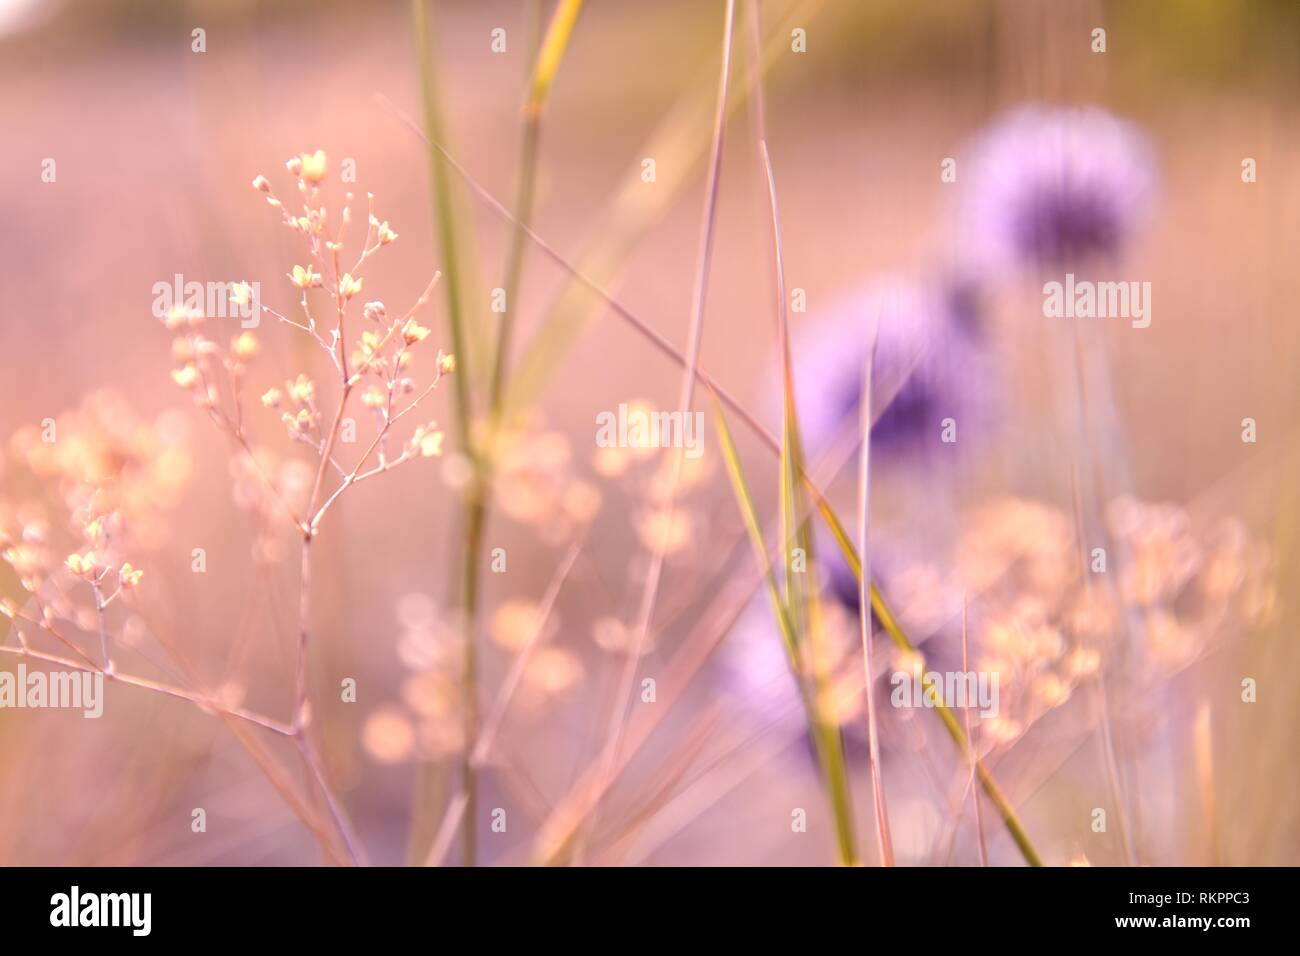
xmin=712 ymin=391 xmax=857 ymax=866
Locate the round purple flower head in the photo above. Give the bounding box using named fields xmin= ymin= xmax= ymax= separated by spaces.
xmin=784 ymin=277 xmax=995 ymax=462
xmin=959 ymin=105 xmax=1157 ymax=270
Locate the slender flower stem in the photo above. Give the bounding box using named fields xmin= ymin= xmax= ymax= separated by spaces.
xmin=961 ymin=595 xmax=989 ymax=866
xmin=458 ymin=498 xmax=484 ymax=867
xmin=586 ymin=0 xmax=737 ymax=858
xmin=284 ymin=344 xmax=365 ymax=862
xmin=424 ymin=538 xmax=584 ymax=867
xmin=0 ymin=643 xmax=294 ymax=736
xmin=294 ymin=534 xmax=314 ymax=733
xmin=855 ymin=333 xmax=894 ymax=866
xmin=92 ymin=580 xmax=113 ymax=675
xmin=295 ymin=730 xmax=367 ymax=866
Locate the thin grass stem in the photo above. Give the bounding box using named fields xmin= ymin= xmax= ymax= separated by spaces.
xmin=855 ymin=334 xmax=894 ymax=866
xmin=583 ymin=0 xmax=737 ymax=861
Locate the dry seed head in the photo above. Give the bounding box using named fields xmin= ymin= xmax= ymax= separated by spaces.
xmin=119 ymin=562 xmax=143 ymax=589
xmin=635 ymin=507 xmax=692 ymax=554
xmin=299 ymin=149 xmax=327 ymax=184
xmin=352 ymin=330 xmax=382 ymax=370
xmin=171 ymin=364 xmax=200 ymax=390
xmin=593 ymin=445 xmax=630 ymax=478
xmin=363 ymin=706 xmax=415 ymax=764
xmin=489 ymin=599 xmax=553 ymax=651
xmin=231 ymin=331 xmax=259 ymax=363
xmin=984 ymin=716 xmax=1023 ymax=744
xmin=338 ymin=273 xmax=363 ymax=300
xmin=1066 ymin=646 xmax=1101 ymax=678
xmin=65 ymin=551 xmax=96 ymax=577
xmin=282 ymin=409 xmax=313 ymax=436
xmin=410 ymin=424 xmax=445 ymax=458
xmin=418 ymin=430 xmax=444 ymax=458
xmin=592 ymin=615 xmax=654 ymax=654
xmin=401 ymin=319 xmax=431 ymax=346
xmin=561 ymin=480 xmax=602 ymax=525
xmin=163 ymin=303 xmax=191 ymax=331
xmin=286 ymin=374 xmax=314 ymax=404
xmin=289 ymin=265 xmax=321 ymax=289
xmin=524 ymin=648 xmax=583 ymax=694
xmin=84 ymin=516 xmax=105 ymax=544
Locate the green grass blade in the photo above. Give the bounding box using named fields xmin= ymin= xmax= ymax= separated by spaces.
xmin=486 ymin=0 xmax=585 ymax=431
xmin=410 ymin=0 xmax=493 ymax=867
xmin=411 ymin=0 xmax=480 ymax=442
xmin=501 ymin=0 xmax=831 ymax=421
xmin=712 ymin=393 xmax=802 ymax=670
xmin=712 ymin=393 xmax=857 ymax=866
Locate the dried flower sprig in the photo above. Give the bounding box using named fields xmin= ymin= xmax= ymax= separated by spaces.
xmin=164 ymin=152 xmax=450 ymax=535
xmin=1 ymin=394 xmax=189 ymax=676
xmin=154 ymin=150 xmax=453 ymax=864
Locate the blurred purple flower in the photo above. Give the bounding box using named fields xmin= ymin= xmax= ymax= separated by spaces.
xmin=958 ymin=105 xmax=1157 ymax=271
xmin=784 ymin=277 xmax=996 ymax=462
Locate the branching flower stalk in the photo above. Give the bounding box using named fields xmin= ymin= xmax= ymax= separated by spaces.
xmin=164 ymin=151 xmax=451 ymax=866
xmin=1 ymin=542 xmax=345 ymax=852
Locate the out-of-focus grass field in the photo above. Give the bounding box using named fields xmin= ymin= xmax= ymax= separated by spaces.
xmin=0 ymin=0 xmax=1297 ymax=865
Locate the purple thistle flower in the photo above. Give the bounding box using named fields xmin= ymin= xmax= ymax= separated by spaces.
xmin=783 ymin=276 xmax=996 ymax=462
xmin=958 ymin=105 xmax=1157 ymax=271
